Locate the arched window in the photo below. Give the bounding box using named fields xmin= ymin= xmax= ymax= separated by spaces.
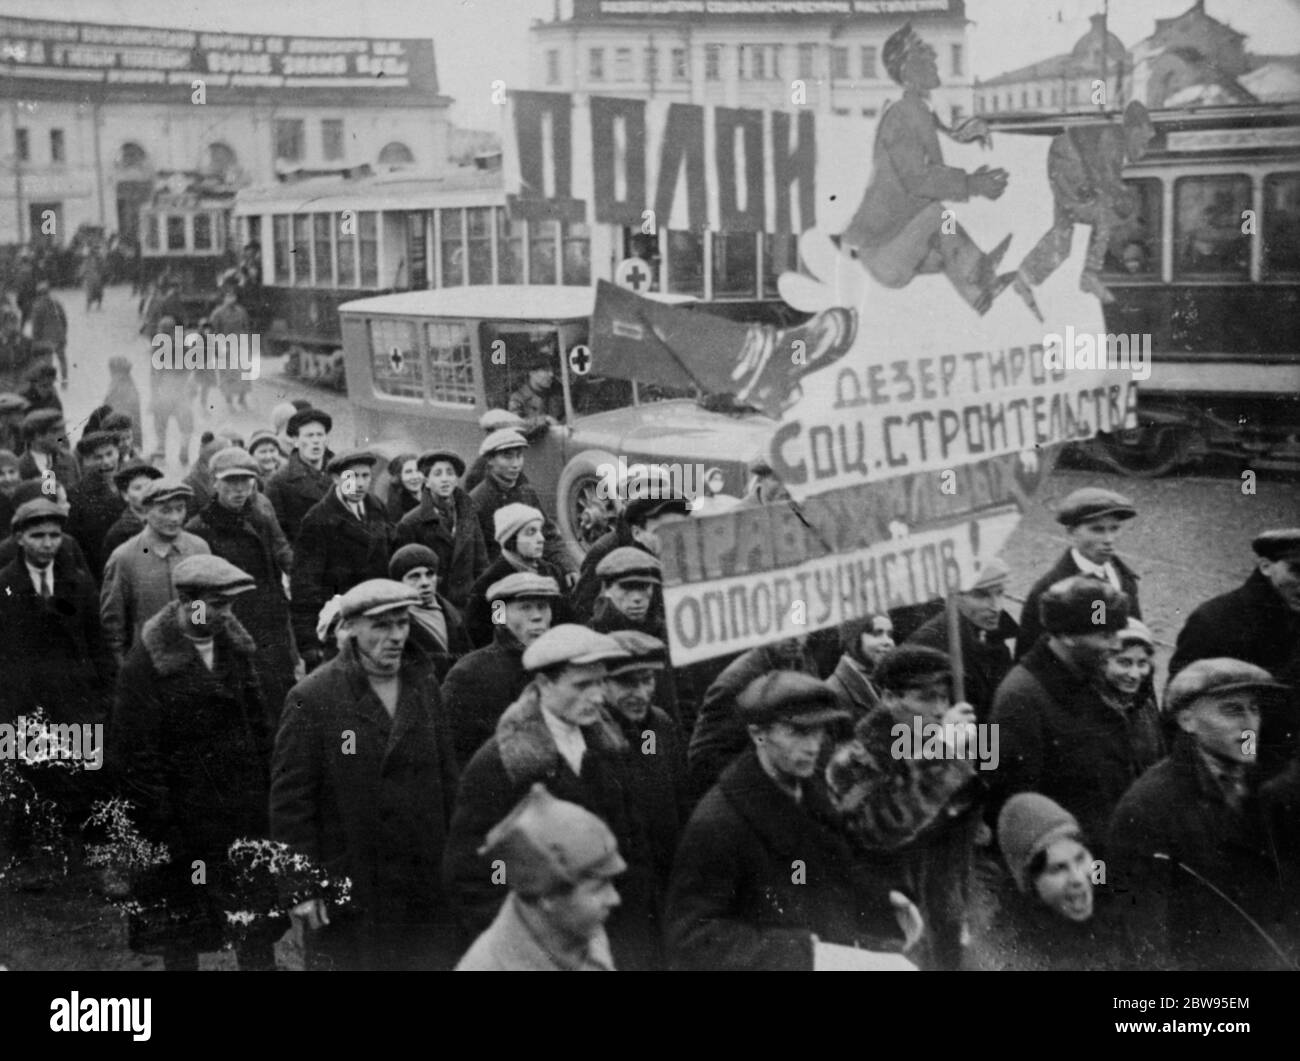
xmin=117 ymin=142 xmax=149 ymax=170
xmin=207 ymin=142 xmax=238 ymax=179
xmin=378 ymin=141 xmax=415 ymax=167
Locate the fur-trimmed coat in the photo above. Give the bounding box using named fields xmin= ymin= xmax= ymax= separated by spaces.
xmin=442 ymin=684 xmax=659 ymax=968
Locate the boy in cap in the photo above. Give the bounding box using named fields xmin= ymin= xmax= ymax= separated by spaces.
xmin=440 ymin=571 xmax=561 ymax=767
xmin=443 ymin=624 xmax=663 ymax=969
xmin=66 ymin=431 xmax=124 ymax=578
xmin=18 ymin=408 xmax=79 ymax=490
xmin=100 ymin=460 xmax=164 ymax=564
xmin=388 ymin=543 xmax=472 ymax=681
xmin=463 ymin=408 xmax=528 ymax=493
xmin=100 ymin=479 xmax=210 ymax=663
xmin=1016 ymin=487 xmax=1141 ymax=660
xmin=907 ymin=556 xmax=1018 ymax=721
xmin=247 ymin=429 xmax=285 ymax=479
xmin=666 ymin=670 xmax=920 ymax=970
xmin=457 ymin=783 xmax=624 ymax=971
xmin=272 ymin=579 xmax=461 ymax=970
xmin=990 ymin=576 xmax=1156 ymax=854
xmin=265 ymin=408 xmax=334 ymax=543
xmin=290 ymin=449 xmax=396 ymax=669
xmin=112 ymin=555 xmax=274 ymax=970
xmin=1108 ymin=659 xmax=1298 ymax=970
xmin=394 ymin=447 xmax=486 ymax=611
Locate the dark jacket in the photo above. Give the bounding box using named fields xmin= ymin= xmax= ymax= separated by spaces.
xmin=468 ymin=472 xmax=575 ymax=576
xmin=442 ymin=685 xmax=659 ymax=969
xmin=1108 ymin=734 xmax=1298 ymax=970
xmin=18 ymin=446 xmax=79 ymax=491
xmin=290 ymin=490 xmax=396 ymax=653
xmin=1015 ymin=549 xmax=1141 ymax=660
xmin=908 ymin=608 xmax=1017 ymax=722
xmin=385 ymin=483 xmax=421 ymax=525
xmin=393 ymin=488 xmax=488 ymax=611
xmin=989 ymin=640 xmax=1166 ymax=851
xmin=0 ymin=553 xmax=113 ymax=725
xmin=270 ymin=641 xmax=459 ymax=968
xmin=980 ymin=882 xmax=1127 ymax=971
xmin=66 ymin=471 xmax=126 ymax=579
xmin=463 ymin=553 xmax=572 ymax=648
xmin=610 ymin=704 xmax=689 ymax=888
xmin=665 ymin=749 xmax=903 ymax=971
xmin=187 ymin=497 xmax=297 ymax=725
xmin=439 ymin=626 xmax=531 ymax=768
xmin=111 ymin=603 xmax=269 ymax=953
xmin=265 ymin=450 xmax=333 ymax=544
xmin=571 ymin=516 xmax=643 ymax=622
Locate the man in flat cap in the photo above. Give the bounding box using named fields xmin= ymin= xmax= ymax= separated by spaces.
xmin=441 ymin=571 xmax=561 ymax=767
xmin=101 ymin=479 xmax=210 ymax=664
xmin=20 ymin=362 xmax=61 ymax=416
xmin=1015 ymin=486 xmax=1142 ymax=660
xmin=100 ymin=461 xmax=164 ymax=568
xmin=265 ymin=408 xmax=334 ymax=544
xmin=457 ymin=783 xmax=624 ymax=971
xmin=272 ymin=579 xmax=460 ymax=970
xmin=990 ymin=577 xmax=1160 ymax=854
xmin=18 ymin=408 xmax=79 ymax=490
xmin=394 ymin=447 xmax=487 ymax=612
xmin=468 ymin=428 xmax=576 ymax=583
xmin=907 ymin=557 xmax=1018 ymax=722
xmin=112 ymin=555 xmax=274 ymax=970
xmin=387 ymin=543 xmax=473 ymax=682
xmin=187 ymin=447 xmax=297 ymax=725
xmin=443 ymin=624 xmax=662 ymax=969
xmin=1169 ymin=529 xmax=1300 ymax=779
xmin=66 ymin=431 xmax=124 ymax=579
xmin=291 ymin=449 xmax=396 ymax=671
xmin=1108 ymin=659 xmax=1298 ymax=970
xmin=666 ymin=670 xmax=920 ymax=970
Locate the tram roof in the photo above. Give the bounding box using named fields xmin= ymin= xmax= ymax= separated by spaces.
xmin=234 ymin=166 xmax=504 ymax=214
xmin=985 ymin=101 xmax=1300 ymax=136
xmin=340 ymin=286 xmax=697 ymax=321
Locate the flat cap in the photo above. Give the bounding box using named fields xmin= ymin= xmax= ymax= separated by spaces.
xmin=736 ymin=671 xmax=849 ymax=728
xmin=873 ymin=645 xmax=953 ymax=694
xmin=22 ymin=408 xmax=64 ymax=435
xmin=479 ymin=408 xmax=526 ymax=433
xmin=172 ymin=554 xmax=256 ymax=596
xmin=286 ymin=408 xmax=333 ymax=437
xmin=597 ymin=546 xmax=663 ymax=585
xmin=624 ymin=495 xmax=692 ymax=526
xmin=112 ymin=460 xmax=164 ymax=490
xmin=1038 ymin=575 xmax=1130 ymax=636
xmin=487 ymin=571 xmax=561 ymax=603
xmin=1117 ymin=617 xmax=1155 ymax=650
xmin=326 ymin=449 xmax=378 ymax=475
xmin=0 ymin=392 xmax=29 ymax=413
xmin=416 ymin=448 xmax=466 ymax=477
xmin=389 ymin=543 xmax=439 ymax=581
xmin=338 ymin=578 xmax=420 ymax=620
xmin=479 ymin=428 xmax=528 ymax=457
xmin=1165 ymin=658 xmax=1289 ymax=715
xmin=961 ymin=556 xmax=1010 ymax=593
xmin=75 ymin=431 xmax=119 ymax=457
xmin=11 ymin=497 xmax=68 ymax=531
xmin=522 ymin=624 xmax=630 ymax=672
xmin=246 ymin=429 xmax=285 ymax=456
xmin=1055 ymin=487 xmax=1137 ymax=527
xmin=210 ymin=446 xmax=260 ymax=480
xmin=478 ymin=783 xmax=626 ymax=898
xmin=140 ymin=478 xmax=194 ymax=507
xmin=1252 ymin=528 xmax=1300 ymax=563
xmin=605 ymin=630 xmax=668 ymax=676
xmin=495 ymin=502 xmax=545 ymax=546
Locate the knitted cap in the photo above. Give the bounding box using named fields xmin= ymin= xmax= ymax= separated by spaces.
xmin=997 ymin=793 xmax=1082 ymax=893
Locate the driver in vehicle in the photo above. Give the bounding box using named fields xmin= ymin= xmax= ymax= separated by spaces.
xmin=508 ymin=342 xmax=565 ymax=442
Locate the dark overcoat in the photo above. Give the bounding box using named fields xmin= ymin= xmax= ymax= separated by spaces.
xmin=264 ymin=449 xmax=333 ymax=544
xmin=439 ymin=626 xmax=531 ymax=768
xmin=393 ymin=488 xmax=488 ymax=611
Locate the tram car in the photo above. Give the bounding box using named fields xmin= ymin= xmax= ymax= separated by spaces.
xmin=991 ymin=103 xmax=1300 ymax=476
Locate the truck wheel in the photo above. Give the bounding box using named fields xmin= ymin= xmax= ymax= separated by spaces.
xmin=556 ymin=451 xmax=619 ymax=560
xmin=1084 ymin=425 xmax=1191 ymax=478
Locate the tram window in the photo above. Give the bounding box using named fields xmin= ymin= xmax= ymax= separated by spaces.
xmin=1263 ymin=173 xmax=1300 ymax=277
xmin=193 ymin=213 xmax=212 ymax=251
xmin=713 ymin=231 xmax=758 ymax=297
xmin=424 ymin=321 xmax=476 ymax=406
xmin=369 ymin=318 xmax=423 ymax=400
xmin=1102 ymin=178 xmax=1161 ymax=277
xmin=441 ymin=209 xmax=465 ymax=287
xmin=292 ymin=214 xmax=312 ymax=286
xmin=407 ymin=211 xmax=429 ymax=289
xmin=666 ymin=229 xmax=704 ymax=296
xmin=762 ymin=232 xmax=798 ymax=298
xmin=497 ymin=207 xmax=523 ymax=283
xmin=166 ymin=215 xmax=186 ymax=252
xmin=359 ymin=212 xmax=379 ymax=287
xmin=144 ymin=215 xmax=160 ymax=252
xmin=272 ymin=216 xmax=290 ymax=284
xmin=467 ymin=208 xmax=492 ymax=285
xmin=1174 ymin=175 xmax=1250 ymax=279
xmin=337 ymin=215 xmax=357 ymax=287
xmin=562 ymin=222 xmax=591 ymax=285
xmin=530 ymin=219 xmax=559 ymax=285
xmin=313 ymin=214 xmax=334 ymax=287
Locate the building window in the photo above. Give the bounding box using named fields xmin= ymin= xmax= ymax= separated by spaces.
xmin=1035 ymin=88 xmax=1043 ymax=108
xmin=166 ymin=215 xmax=187 ymax=252
xmin=704 ymin=44 xmax=721 ymax=81
xmin=832 ymin=106 xmax=851 ymax=117
xmin=50 ymin=129 xmax=65 ymax=164
xmin=424 ymin=321 xmax=476 ymax=405
xmin=798 ymin=43 xmax=815 ymax=79
xmin=671 ymin=47 xmax=687 ymax=80
xmin=614 ymin=48 xmax=633 ymax=82
xmin=497 ymin=206 xmax=523 ymax=283
xmin=322 ymin=120 xmax=344 ymax=162
xmin=862 ymin=107 xmax=878 ymax=117
xmin=1051 ymin=87 xmax=1059 ymax=105
xmin=369 ymin=318 xmax=423 ymax=400
xmin=193 ymin=213 xmax=212 ymax=251
xmin=589 ymin=48 xmax=605 ymax=82
xmin=467 ymin=207 xmax=492 ymax=284
xmin=741 ymin=45 xmax=767 ymax=80
xmin=272 ymin=215 xmax=290 ymax=284
xmin=546 ymin=49 xmax=560 ymax=86
xmin=861 ymin=46 xmax=877 ymax=79
xmin=951 ymin=44 xmax=963 ymax=77
xmin=1068 ymin=83 xmax=1079 ymax=104
xmin=441 ymin=208 xmax=464 ymax=287
xmin=991 ymin=96 xmax=998 ymax=112
xmin=274 ymin=119 xmax=305 ymax=162
xmin=378 ymin=142 xmax=415 ymax=168
xmin=15 ymin=128 xmax=29 ymax=162
xmin=1020 ymin=90 xmax=1028 ymax=108
xmin=830 ymin=46 xmax=849 ymax=80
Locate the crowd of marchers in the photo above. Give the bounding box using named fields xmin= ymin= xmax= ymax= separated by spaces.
xmin=1 ymin=358 xmax=1298 ymax=971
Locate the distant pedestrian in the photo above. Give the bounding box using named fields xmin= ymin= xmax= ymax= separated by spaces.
xmin=27 ymin=281 xmax=68 ymax=387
